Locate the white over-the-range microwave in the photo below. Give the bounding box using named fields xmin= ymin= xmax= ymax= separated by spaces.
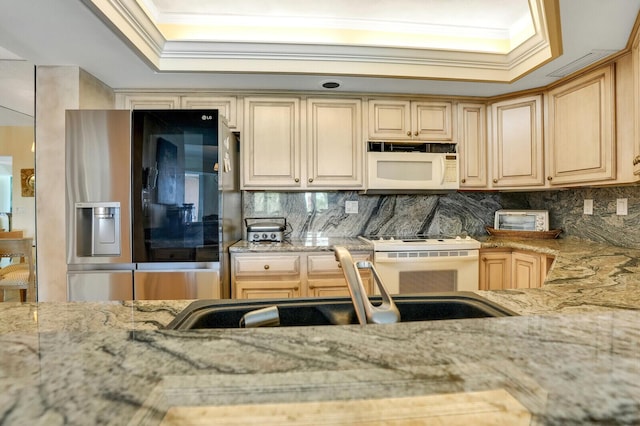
xmin=365 ymin=142 xmax=459 ymax=192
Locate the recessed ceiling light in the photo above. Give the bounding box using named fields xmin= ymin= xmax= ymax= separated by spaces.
xmin=321 ymin=80 xmax=341 ymax=89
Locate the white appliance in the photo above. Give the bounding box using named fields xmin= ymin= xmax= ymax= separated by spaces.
xmin=359 ymin=235 xmax=480 ymax=294
xmin=494 ymin=210 xmax=549 ymax=232
xmin=365 ymin=142 xmax=459 ymax=192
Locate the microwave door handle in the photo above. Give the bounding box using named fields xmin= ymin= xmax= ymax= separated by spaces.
xmin=440 ymin=156 xmax=446 ymax=185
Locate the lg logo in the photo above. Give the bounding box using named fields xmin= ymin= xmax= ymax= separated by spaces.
xmin=201 ymin=115 xmax=213 ymax=120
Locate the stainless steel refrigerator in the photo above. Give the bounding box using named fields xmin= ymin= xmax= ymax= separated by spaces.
xmin=65 ymin=109 xmax=241 ymax=301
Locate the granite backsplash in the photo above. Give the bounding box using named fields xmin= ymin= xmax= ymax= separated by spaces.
xmin=243 ymin=185 xmax=640 ymax=248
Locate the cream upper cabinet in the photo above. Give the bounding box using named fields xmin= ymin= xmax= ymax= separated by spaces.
xmin=180 ymin=96 xmax=238 ymax=129
xmin=116 ymin=94 xmax=181 ymax=109
xmin=489 ymin=95 xmax=544 ymax=188
xmin=632 ymin=31 xmax=640 ymax=176
xmin=242 ymin=97 xmax=364 ymax=190
xmin=457 ymin=102 xmax=487 ymax=188
xmin=306 ymin=98 xmax=363 ymax=188
xmin=546 ymin=65 xmax=616 ymax=185
xmin=242 ymin=97 xmax=301 ymax=188
xmin=368 ymin=99 xmax=453 ymax=141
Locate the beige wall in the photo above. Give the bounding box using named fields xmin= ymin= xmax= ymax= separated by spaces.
xmin=0 ymin=126 xmax=35 ymax=238
xmin=35 ymin=66 xmax=114 ymax=301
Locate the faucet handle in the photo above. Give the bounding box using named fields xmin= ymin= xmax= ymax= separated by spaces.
xmin=334 ymin=246 xmax=400 ymax=325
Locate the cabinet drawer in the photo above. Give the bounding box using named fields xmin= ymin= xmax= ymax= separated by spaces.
xmin=307 ymin=253 xmax=371 ymax=274
xmin=235 ymin=280 xmax=302 ymax=299
xmin=233 ymin=255 xmax=300 ymax=275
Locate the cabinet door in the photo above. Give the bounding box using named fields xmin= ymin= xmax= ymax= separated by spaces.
xmin=116 ymin=94 xmax=180 ymax=109
xmin=368 ymin=100 xmax=412 ymax=139
xmin=235 ymin=281 xmax=302 ymax=299
xmin=306 ymin=98 xmax=363 ymax=188
xmin=490 ymin=95 xmax=544 ymax=188
xmin=307 ymin=252 xmax=373 ymax=296
xmin=181 ymin=96 xmax=238 ymax=129
xmin=546 ymin=65 xmax=615 ymax=185
xmin=458 ymin=102 xmax=487 ymax=188
xmin=479 ymin=251 xmax=511 ymax=290
xmin=633 ymin=32 xmax=640 ymax=176
xmin=511 ymin=251 xmax=540 ymax=289
xmin=242 ymin=97 xmax=301 ymax=188
xmin=413 ymin=101 xmax=453 ymax=140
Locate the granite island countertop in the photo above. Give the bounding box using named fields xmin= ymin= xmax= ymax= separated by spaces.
xmin=1 ymin=236 xmax=640 ymax=425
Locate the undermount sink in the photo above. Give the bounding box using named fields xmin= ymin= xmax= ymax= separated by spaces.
xmin=165 ymin=292 xmax=517 ymax=330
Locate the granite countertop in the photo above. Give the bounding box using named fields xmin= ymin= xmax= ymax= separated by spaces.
xmin=1 ymin=236 xmax=640 ymax=425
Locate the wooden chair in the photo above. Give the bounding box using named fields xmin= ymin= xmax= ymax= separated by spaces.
xmin=0 ymin=238 xmax=35 ymax=302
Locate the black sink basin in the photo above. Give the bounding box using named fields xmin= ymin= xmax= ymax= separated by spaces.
xmin=166 ymin=292 xmax=517 ymax=330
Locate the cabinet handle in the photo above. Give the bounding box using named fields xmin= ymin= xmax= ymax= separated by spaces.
xmin=547 ymin=176 xmax=553 ymax=181
xmin=308 ymin=178 xmax=313 ymax=183
xmin=461 ymin=178 xmax=466 ymax=183
xmin=294 ymin=178 xmax=300 ymax=183
xmin=406 ymin=131 xmax=412 ymax=136
xmin=308 ymin=284 xmax=315 ymax=289
xmin=294 ymin=287 xmax=299 ymax=291
xmin=634 ymin=155 xmax=640 ymax=166
xmin=264 ymin=264 xmax=270 ymax=270
xmin=482 ymin=257 xmax=487 ymax=262
xmin=414 ymin=131 xmax=419 ymax=136
xmin=493 ymin=179 xmax=498 ymax=183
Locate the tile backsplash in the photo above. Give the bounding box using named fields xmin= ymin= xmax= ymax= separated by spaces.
xmin=243 ymin=185 xmax=640 ymax=248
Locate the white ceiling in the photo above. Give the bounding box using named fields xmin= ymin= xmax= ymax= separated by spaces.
xmin=0 ymin=0 xmax=639 ymax=126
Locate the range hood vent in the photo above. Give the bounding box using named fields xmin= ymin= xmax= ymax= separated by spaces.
xmin=546 ymin=49 xmax=618 ymax=78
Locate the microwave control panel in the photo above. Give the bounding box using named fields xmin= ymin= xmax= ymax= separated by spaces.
xmin=444 ymin=155 xmax=458 ymax=183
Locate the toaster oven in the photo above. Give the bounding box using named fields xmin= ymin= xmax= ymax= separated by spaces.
xmin=494 ymin=210 xmax=549 ymax=232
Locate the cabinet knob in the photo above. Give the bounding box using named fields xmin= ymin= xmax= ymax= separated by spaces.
xmin=493 ymin=179 xmax=498 ymax=183
xmin=461 ymin=178 xmax=466 ymax=183
xmin=414 ymin=131 xmax=419 ymax=136
xmin=547 ymin=176 xmax=553 ymax=181
xmin=482 ymin=257 xmax=487 ymax=262
xmin=308 ymin=178 xmax=313 ymax=183
xmin=634 ymin=155 xmax=640 ymax=166
xmin=294 ymin=178 xmax=300 ymax=183
xmin=263 ymin=264 xmax=270 ymax=270
xmin=406 ymin=131 xmax=412 ymax=136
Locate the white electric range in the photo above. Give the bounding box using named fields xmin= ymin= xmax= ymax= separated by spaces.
xmin=359 ymin=234 xmax=481 ymax=294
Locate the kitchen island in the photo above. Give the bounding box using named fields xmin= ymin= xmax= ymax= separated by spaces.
xmin=1 ymin=236 xmax=639 ymax=425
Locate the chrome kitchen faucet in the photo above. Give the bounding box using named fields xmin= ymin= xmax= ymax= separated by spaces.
xmin=333 ymin=246 xmax=401 ymax=325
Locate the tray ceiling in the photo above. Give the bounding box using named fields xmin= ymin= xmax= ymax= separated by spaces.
xmin=85 ymin=0 xmax=562 ymax=82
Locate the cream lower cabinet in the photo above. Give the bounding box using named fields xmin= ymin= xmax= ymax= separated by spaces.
xmin=480 ymin=249 xmax=554 ymax=290
xmin=479 ymin=250 xmax=511 ymax=290
xmin=231 ymin=251 xmax=372 ymax=299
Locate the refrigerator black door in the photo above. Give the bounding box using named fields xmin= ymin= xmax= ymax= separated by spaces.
xmin=132 ymin=110 xmax=221 ymax=262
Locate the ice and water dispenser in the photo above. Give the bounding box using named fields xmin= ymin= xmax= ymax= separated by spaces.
xmin=75 ymin=202 xmax=121 ymax=257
